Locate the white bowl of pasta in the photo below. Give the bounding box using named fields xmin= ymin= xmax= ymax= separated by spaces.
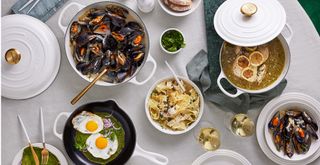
xmin=145 ymin=76 xmax=204 ymax=135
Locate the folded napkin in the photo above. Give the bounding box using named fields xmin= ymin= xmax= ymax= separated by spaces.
xmin=186 ymin=0 xmax=287 ymax=113
xmin=11 ymin=0 xmax=67 ymax=22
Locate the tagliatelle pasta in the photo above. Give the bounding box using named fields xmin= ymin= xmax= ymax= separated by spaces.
xmin=148 ymin=79 xmax=200 ymax=131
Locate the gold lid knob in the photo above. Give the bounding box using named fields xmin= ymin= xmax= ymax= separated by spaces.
xmin=241 ymin=3 xmax=257 ymax=17
xmin=5 ymin=48 xmax=21 ymax=65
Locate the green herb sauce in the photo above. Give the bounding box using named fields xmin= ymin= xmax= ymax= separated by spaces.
xmin=21 ymin=146 xmax=60 ymax=165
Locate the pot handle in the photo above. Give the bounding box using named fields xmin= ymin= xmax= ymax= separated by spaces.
xmin=129 ymin=54 xmax=157 ymax=85
xmin=217 ymin=72 xmax=244 ymax=98
xmin=58 ymin=2 xmax=85 ymax=33
xmin=53 ymin=112 xmax=71 ymax=140
xmin=282 ymin=23 xmax=293 ymax=44
xmin=132 ymin=143 xmax=168 ymax=165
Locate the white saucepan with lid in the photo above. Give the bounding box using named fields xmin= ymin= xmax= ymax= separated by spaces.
xmin=214 ymin=0 xmax=293 ymax=98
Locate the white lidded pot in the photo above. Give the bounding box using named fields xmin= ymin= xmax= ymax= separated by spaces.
xmin=213 ymin=0 xmax=293 ymax=98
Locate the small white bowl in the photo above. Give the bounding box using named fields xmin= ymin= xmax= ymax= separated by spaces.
xmin=160 ymin=28 xmax=185 ymax=55
xmin=158 ymin=0 xmax=202 ymax=17
xmin=145 ymin=76 xmax=204 ymax=135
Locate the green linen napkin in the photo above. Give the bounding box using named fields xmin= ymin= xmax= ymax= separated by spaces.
xmin=186 ymin=0 xmax=287 ymax=113
xmin=11 ymin=0 xmax=67 ymax=22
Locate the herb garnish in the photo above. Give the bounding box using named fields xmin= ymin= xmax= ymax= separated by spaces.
xmin=161 ymin=30 xmax=185 ymax=52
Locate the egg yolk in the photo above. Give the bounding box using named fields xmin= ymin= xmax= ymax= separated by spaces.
xmin=86 ymin=120 xmax=98 ymax=132
xmin=96 ymin=136 xmax=108 ymax=149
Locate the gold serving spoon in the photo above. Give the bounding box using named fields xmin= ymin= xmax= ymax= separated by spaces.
xmin=71 ymin=68 xmax=108 ymax=105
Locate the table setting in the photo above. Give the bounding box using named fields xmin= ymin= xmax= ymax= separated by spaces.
xmin=2 ymin=0 xmax=320 ymax=164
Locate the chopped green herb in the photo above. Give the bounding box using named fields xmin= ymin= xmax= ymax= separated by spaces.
xmin=161 ymin=30 xmax=185 ymax=52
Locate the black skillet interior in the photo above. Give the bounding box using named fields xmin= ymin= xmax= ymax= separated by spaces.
xmin=63 ymin=100 xmax=136 ymax=165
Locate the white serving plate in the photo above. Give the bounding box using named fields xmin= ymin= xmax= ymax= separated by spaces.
xmin=257 ymin=92 xmax=320 ymax=165
xmin=12 ymin=143 xmax=68 ymax=165
xmin=192 ymin=149 xmax=251 ymax=165
xmin=158 ymin=0 xmax=202 ymax=17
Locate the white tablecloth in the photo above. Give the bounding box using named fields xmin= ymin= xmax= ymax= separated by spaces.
xmin=2 ymin=0 xmax=320 ymax=164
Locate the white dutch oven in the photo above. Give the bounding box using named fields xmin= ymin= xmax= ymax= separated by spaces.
xmin=214 ymin=0 xmax=293 ymax=98
xmin=58 ymin=1 xmax=157 ymax=86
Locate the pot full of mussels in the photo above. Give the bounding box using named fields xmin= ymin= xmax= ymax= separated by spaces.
xmin=213 ymin=0 xmax=293 ymax=97
xmin=58 ymin=1 xmax=156 ymax=86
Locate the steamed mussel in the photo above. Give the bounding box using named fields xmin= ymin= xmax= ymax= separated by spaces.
xmin=268 ymin=109 xmax=318 ymax=158
xmin=70 ymin=5 xmax=146 ymax=83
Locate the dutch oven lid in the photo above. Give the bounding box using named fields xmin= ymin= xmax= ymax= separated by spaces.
xmin=1 ymin=14 xmax=60 ymax=99
xmin=214 ymin=0 xmax=286 ymax=47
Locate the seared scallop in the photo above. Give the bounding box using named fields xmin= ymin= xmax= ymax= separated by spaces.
xmin=233 ymin=55 xmax=250 ymax=77
xmin=249 ymin=51 xmax=264 ymax=67
xmin=241 ymin=66 xmax=257 ymax=82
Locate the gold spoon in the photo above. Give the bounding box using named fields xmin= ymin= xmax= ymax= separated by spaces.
xmin=71 ymin=68 xmax=108 ymax=105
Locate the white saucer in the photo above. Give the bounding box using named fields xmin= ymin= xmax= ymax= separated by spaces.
xmin=192 ymin=149 xmax=251 ymax=165
xmin=12 ymin=143 xmax=68 ymax=165
xmin=257 ymin=92 xmax=320 ymax=165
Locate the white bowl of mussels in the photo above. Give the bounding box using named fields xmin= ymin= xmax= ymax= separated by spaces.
xmin=58 ymin=1 xmax=157 ymax=86
xmin=264 ymin=93 xmax=320 ymax=162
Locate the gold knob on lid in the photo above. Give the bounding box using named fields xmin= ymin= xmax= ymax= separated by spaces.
xmin=5 ymin=48 xmax=21 ymax=65
xmin=241 ymin=3 xmax=257 ymax=17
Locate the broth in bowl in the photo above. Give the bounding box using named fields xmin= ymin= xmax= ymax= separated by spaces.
xmin=221 ymin=38 xmax=285 ymax=90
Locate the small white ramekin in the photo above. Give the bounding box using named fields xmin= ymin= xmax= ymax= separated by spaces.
xmin=160 ymin=28 xmax=185 ymax=55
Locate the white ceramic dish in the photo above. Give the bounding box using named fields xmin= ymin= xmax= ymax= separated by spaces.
xmin=192 ymin=149 xmax=251 ymax=165
xmin=257 ymin=92 xmax=320 ymax=165
xmin=158 ymin=0 xmax=202 ymax=17
xmin=145 ymin=76 xmax=204 ymax=135
xmin=12 ymin=143 xmax=68 ymax=165
xmin=160 ymin=28 xmax=185 ymax=55
xmin=58 ymin=2 xmax=157 ymax=86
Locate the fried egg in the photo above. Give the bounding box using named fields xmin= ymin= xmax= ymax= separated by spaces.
xmin=72 ymin=111 xmax=103 ymax=134
xmin=86 ymin=133 xmax=118 ymax=159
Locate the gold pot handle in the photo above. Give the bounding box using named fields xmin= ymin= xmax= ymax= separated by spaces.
xmin=5 ymin=48 xmax=21 ymax=65
xmin=240 ymin=3 xmax=258 ymax=17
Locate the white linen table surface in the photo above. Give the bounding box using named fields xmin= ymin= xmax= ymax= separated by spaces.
xmin=2 ymin=0 xmax=320 ymax=164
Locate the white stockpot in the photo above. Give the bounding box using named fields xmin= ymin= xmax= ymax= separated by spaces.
xmin=58 ymin=1 xmax=157 ymax=86
xmin=214 ymin=0 xmax=293 ymax=98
